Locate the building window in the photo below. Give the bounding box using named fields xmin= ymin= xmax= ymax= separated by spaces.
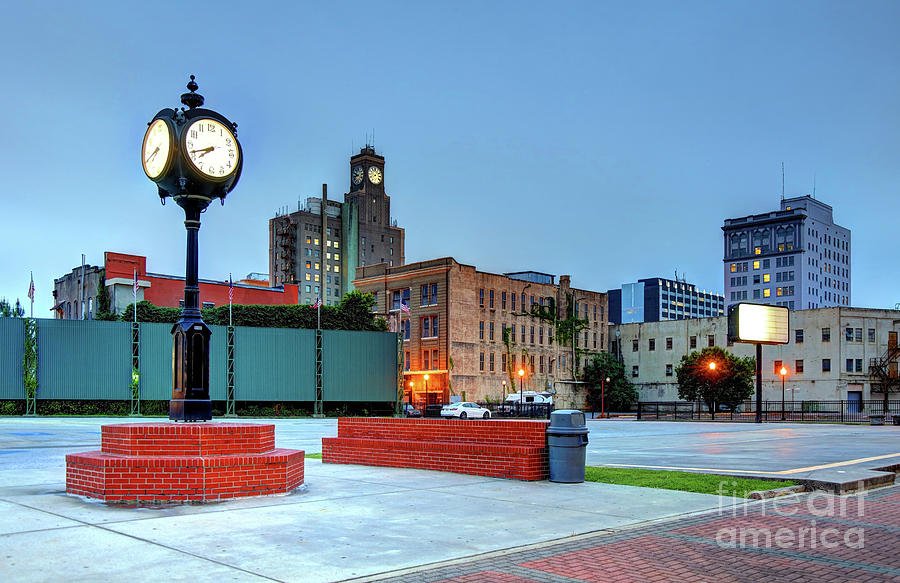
xmin=540 ymin=327 xmax=544 ymax=344
xmin=401 ymin=319 xmax=410 ymax=341
xmin=502 ymin=352 xmax=507 ymax=372
xmin=856 ymin=358 xmax=863 ymax=372
xmin=855 ymin=328 xmax=862 ymax=342
xmin=511 ymin=293 xmax=516 ymax=312
xmin=822 ymin=359 xmax=831 ymax=372
xmin=521 ymin=325 xmax=526 ymax=343
xmin=404 ymin=351 xmax=410 ymax=371
xmin=632 ymin=339 xmax=639 ymax=352
xmin=530 ymin=326 xmax=535 ymax=344
xmin=540 ymin=355 xmax=545 ymax=373
xmin=753 ymin=260 xmax=760 ymax=270
xmin=489 ymin=321 xmax=495 ymax=341
xmin=846 ymin=358 xmax=854 ymax=373
xmin=489 ymin=289 xmax=495 ymax=309
xmin=708 ymin=335 xmax=715 ymax=347
xmin=869 ymin=328 xmax=876 ymax=343
xmin=763 ymin=289 xmax=771 ymax=298
xmin=422 ymin=316 xmax=438 ymax=338
xmin=501 ymin=291 xmax=507 ymax=310
xmin=479 ymin=320 xmax=485 ymax=340
xmin=648 ymin=338 xmax=656 ymax=351
xmin=665 ymin=337 xmax=673 ymax=350
xmin=424 ymin=350 xmax=431 ymax=371
xmin=392 ymin=288 xmax=410 ymax=311
xmin=822 ymin=328 xmax=831 ymax=342
xmin=632 ymin=365 xmax=639 ymax=378
xmin=774 ymin=360 xmax=783 ymax=375
xmin=763 ymin=274 xmax=771 ymax=283
xmin=479 ymin=288 xmax=484 ymax=307
xmin=689 ymin=336 xmax=697 ymax=349
xmin=421 ymin=283 xmax=438 ymax=306
xmin=665 ymin=364 xmax=673 ymax=377
xmin=795 ymin=360 xmax=804 ymax=374
xmin=795 ymin=329 xmax=803 ymax=344
xmin=489 ymin=353 xmax=495 ymax=372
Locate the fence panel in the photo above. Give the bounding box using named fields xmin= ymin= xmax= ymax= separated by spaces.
xmin=638 ymin=400 xmax=900 ymax=424
xmin=0 ymin=318 xmax=24 ymax=399
xmin=138 ymin=322 xmax=172 ymax=400
xmin=36 ymin=319 xmax=131 ymax=400
xmin=322 ymin=330 xmax=397 ymax=402
xmin=234 ymin=326 xmax=315 ymax=401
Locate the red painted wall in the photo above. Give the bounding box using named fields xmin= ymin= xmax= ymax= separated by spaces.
xmin=104 ymin=251 xmax=299 ymax=308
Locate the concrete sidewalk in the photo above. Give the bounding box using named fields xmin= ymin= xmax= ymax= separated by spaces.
xmin=0 ymin=417 xmax=723 ymax=583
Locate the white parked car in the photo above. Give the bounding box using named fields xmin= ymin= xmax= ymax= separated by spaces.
xmin=440 ymin=402 xmax=491 ymax=419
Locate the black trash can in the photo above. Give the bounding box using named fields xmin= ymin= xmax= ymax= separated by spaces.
xmin=547 ymin=410 xmax=589 ymax=483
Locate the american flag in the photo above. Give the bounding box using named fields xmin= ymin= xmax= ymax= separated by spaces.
xmin=400 ymin=301 xmax=410 ymax=315
xmin=312 ymin=297 xmax=322 ymax=309
xmin=27 ymin=273 xmax=34 ymax=301
xmin=228 ymin=273 xmax=234 ymax=303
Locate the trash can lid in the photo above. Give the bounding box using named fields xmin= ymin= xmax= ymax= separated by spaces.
xmin=549 ymin=409 xmax=586 ymax=428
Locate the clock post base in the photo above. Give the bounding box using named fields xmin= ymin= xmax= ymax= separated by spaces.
xmin=169 ymin=399 xmax=212 ymax=422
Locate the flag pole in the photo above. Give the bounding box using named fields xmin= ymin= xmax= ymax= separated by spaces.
xmin=28 ymin=271 xmax=34 ymax=318
xmin=133 ymin=268 xmax=137 ymax=325
xmin=228 ymin=273 xmax=233 ymax=327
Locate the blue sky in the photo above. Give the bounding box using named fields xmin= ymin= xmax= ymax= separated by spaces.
xmin=2 ymin=1 xmax=899 ymax=314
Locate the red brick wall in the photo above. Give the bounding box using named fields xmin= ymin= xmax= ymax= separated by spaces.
xmin=66 ymin=422 xmax=303 ymax=504
xmin=322 ymin=418 xmax=549 ymax=481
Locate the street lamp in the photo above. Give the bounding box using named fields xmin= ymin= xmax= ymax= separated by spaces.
xmin=601 ymin=376 xmax=610 ymax=419
xmin=408 ymin=380 xmax=414 ymax=411
xmin=780 ymin=366 xmax=788 ymax=421
xmin=502 ymin=379 xmax=507 ymax=398
xmin=423 ymin=374 xmax=429 ymax=404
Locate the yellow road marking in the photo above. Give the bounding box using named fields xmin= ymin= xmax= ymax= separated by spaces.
xmin=773 ymin=453 xmax=900 ymax=475
xmin=600 ymin=452 xmax=900 ymax=476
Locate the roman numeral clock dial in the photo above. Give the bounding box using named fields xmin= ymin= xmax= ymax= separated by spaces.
xmin=184 ymin=118 xmax=239 ymax=178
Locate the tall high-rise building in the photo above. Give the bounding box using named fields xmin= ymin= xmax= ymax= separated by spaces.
xmin=722 ymin=195 xmax=850 ymax=311
xmin=269 ymin=147 xmax=405 ymax=305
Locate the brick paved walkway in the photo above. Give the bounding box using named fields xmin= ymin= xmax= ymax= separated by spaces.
xmin=372 ymin=485 xmax=900 ymax=583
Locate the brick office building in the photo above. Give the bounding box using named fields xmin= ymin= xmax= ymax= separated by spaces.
xmin=353 ymin=258 xmax=609 ymax=407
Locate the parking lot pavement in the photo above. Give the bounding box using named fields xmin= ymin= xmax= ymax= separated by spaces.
xmin=372 ymin=485 xmax=900 ymax=583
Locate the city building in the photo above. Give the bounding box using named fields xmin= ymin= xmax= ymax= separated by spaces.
xmin=52 ymin=252 xmax=297 ymax=319
xmin=612 ymin=307 xmax=899 ymax=404
xmin=607 ymin=277 xmax=724 ymax=324
xmin=353 ymin=258 xmax=609 ymax=407
xmin=723 ymin=195 xmax=851 ymax=312
xmin=269 ymin=147 xmax=405 ymax=306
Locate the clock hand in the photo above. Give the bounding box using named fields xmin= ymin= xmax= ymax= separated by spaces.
xmin=145 ymin=147 xmax=159 ymax=163
xmin=190 ymin=146 xmax=215 ymax=158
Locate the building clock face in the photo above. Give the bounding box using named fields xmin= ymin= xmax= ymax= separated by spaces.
xmin=368 ymin=166 xmax=383 ymax=184
xmin=184 ymin=118 xmax=240 ymax=178
xmin=141 ymin=119 xmax=172 ymax=179
xmin=352 ymin=165 xmax=364 ymax=185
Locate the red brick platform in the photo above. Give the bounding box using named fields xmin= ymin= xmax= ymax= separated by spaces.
xmin=66 ymin=423 xmax=304 ymax=503
xmin=322 ymin=417 xmax=549 ymax=481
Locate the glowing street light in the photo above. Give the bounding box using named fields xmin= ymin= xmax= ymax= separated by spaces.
xmin=601 ymin=376 xmax=611 ymax=419
xmin=708 ymin=361 xmax=717 ymax=371
xmin=780 ymin=366 xmax=788 ymax=421
xmin=517 ymin=369 xmax=526 ymax=406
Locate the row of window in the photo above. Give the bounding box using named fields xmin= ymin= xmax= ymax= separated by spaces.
xmin=391 ymin=284 xmax=439 ymax=310
xmin=633 ymin=358 xmax=848 ymax=378
xmin=476 ymin=352 xmax=571 ymax=375
xmin=304 ymin=236 xmax=340 ymax=249
xmin=403 ymin=349 xmax=440 ymax=372
xmin=477 ymin=288 xmax=604 ymax=323
xmin=397 ymin=316 xmax=439 ymax=340
xmin=636 ymin=335 xmax=717 ymax=352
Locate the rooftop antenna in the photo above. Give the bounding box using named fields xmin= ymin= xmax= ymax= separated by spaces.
xmin=781 ymin=162 xmax=785 ymax=202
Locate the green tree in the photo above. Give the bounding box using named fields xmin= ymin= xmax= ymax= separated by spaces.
xmin=0 ymin=298 xmax=24 ymax=318
xmin=94 ymin=271 xmax=117 ymax=321
xmin=582 ymin=352 xmax=637 ymax=412
xmin=675 ymin=347 xmax=755 ymax=418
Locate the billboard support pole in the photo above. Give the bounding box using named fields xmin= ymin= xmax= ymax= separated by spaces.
xmin=755 ymin=343 xmax=762 ymax=423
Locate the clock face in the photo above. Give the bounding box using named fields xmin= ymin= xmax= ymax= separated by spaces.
xmin=352 ymin=165 xmax=364 ymax=185
xmin=368 ymin=166 xmax=383 ymax=184
xmin=184 ymin=118 xmax=239 ymax=178
xmin=142 ymin=119 xmax=172 ymax=179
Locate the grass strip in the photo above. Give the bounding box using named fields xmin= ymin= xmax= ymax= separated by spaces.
xmin=305 ymin=453 xmax=322 ymax=459
xmin=585 ymin=466 xmax=797 ymax=497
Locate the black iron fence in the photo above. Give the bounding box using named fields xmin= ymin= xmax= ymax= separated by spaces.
xmin=637 ymin=400 xmax=900 ymax=424
xmin=410 ymin=401 xmax=553 ymax=419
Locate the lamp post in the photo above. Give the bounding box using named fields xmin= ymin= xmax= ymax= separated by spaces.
xmin=780 ymin=366 xmax=788 ymax=421
xmin=408 ymin=380 xmax=414 ymax=413
xmin=518 ymin=368 xmax=525 ymax=414
xmin=706 ymin=360 xmax=717 ymax=418
xmin=502 ymin=379 xmax=507 ymax=400
xmin=424 ymin=374 xmax=429 ymax=405
xmin=601 ymin=376 xmax=610 ymax=419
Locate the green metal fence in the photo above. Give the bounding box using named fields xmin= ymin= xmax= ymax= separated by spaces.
xmin=323 ymin=330 xmax=397 ymax=402
xmin=0 ymin=318 xmax=25 ymax=399
xmin=1 ymin=318 xmax=397 ymax=408
xmin=37 ymin=319 xmax=131 ymax=399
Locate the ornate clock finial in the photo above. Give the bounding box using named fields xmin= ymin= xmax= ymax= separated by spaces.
xmin=180 ymin=74 xmax=205 ymax=109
